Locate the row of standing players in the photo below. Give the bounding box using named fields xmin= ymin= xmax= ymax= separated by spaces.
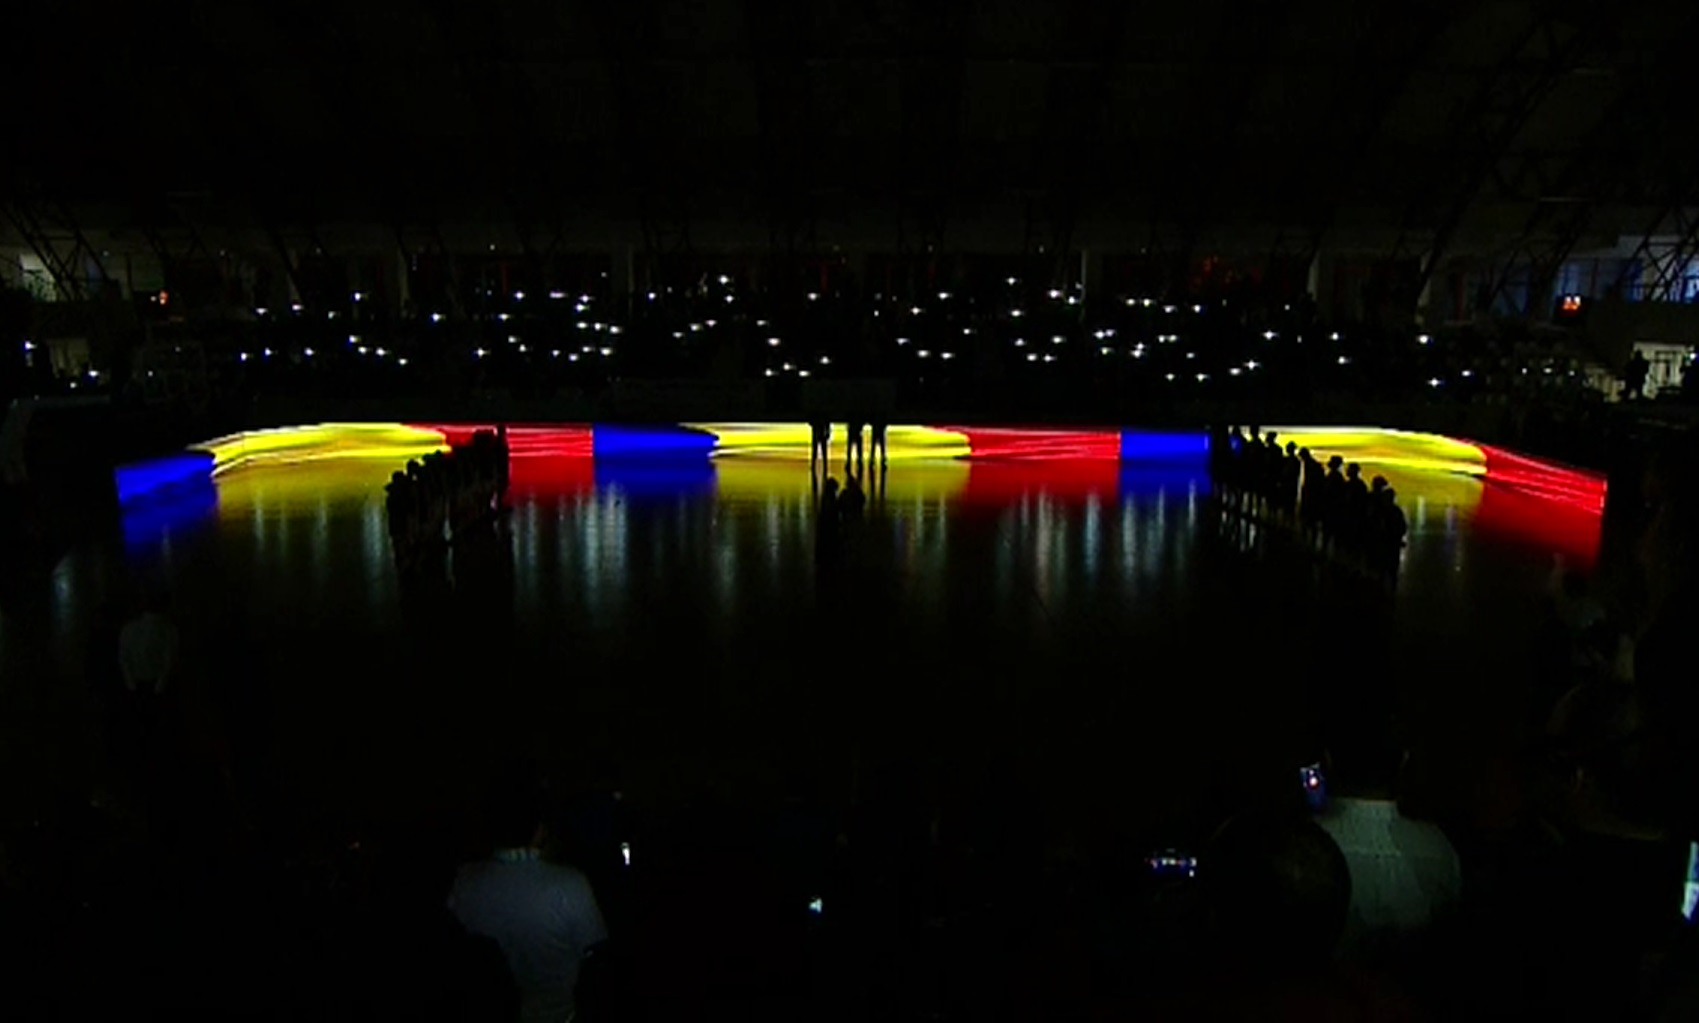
xmin=385 ymin=426 xmax=511 ymax=567
xmin=809 ymin=419 xmax=890 ymax=473
xmin=1210 ymin=424 xmax=1409 ymax=580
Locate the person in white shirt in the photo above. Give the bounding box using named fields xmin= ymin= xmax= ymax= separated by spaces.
xmin=449 ymin=781 xmax=608 ymax=1023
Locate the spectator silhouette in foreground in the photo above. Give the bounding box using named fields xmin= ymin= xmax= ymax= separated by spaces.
xmin=449 ymin=776 xmax=608 ymax=1023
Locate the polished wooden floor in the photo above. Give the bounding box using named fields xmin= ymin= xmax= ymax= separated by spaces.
xmin=2 ymin=455 xmax=1599 ymax=847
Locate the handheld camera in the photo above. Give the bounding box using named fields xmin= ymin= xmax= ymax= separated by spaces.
xmin=1300 ymin=762 xmax=1328 ymax=812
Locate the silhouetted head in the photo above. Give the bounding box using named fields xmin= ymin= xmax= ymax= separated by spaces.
xmin=1285 ymin=441 xmax=1297 ymax=456
xmin=1266 ymin=431 xmax=1279 ymax=446
xmin=1346 ymin=462 xmax=1362 ymax=480
xmin=1229 ymin=426 xmax=1245 ymax=439
xmin=1327 ymin=455 xmax=1344 ymax=470
xmin=1248 ymin=425 xmax=1262 ymax=438
xmin=391 ymin=471 xmax=407 ymax=486
xmin=1204 ymin=810 xmax=1351 ymax=972
xmin=486 ymin=767 xmax=545 ymax=851
xmin=1381 ymin=487 xmax=1397 ymax=504
xmin=1371 ymin=475 xmax=1388 ymax=492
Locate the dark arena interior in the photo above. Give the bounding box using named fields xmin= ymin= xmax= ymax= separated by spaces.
xmin=5 ymin=1 xmax=1699 ymax=1019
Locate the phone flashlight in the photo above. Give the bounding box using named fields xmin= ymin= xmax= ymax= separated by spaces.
xmin=1300 ymin=762 xmax=1328 ymax=811
xmin=620 ymin=841 xmax=631 ymax=866
xmin=808 ymin=896 xmax=824 ymax=915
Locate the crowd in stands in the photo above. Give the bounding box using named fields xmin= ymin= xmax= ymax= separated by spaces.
xmin=385 ymin=426 xmax=510 ymax=569
xmin=1212 ymin=424 xmax=1408 ymax=584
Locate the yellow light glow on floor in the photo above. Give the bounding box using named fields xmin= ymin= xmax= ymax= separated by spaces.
xmin=213 ymin=458 xmax=399 ymax=516
xmin=712 ymin=458 xmax=970 ymax=503
xmin=686 ymin=423 xmax=972 ymax=461
xmin=195 ymin=423 xmax=447 ymax=476
xmin=1266 ymin=427 xmax=1486 ymax=476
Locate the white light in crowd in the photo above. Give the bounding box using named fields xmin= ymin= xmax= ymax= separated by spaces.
xmin=1143 ymin=298 xmax=1155 ymax=307
xmin=594 ymin=323 xmax=606 ymax=332
xmin=768 ymin=337 xmax=781 ymax=347
xmin=820 ymin=355 xmax=831 ymax=364
xmin=1052 ymin=335 xmax=1065 ymax=345
xmin=551 ymin=350 xmax=561 ymax=357
xmin=1263 ymin=330 xmax=1277 ymax=340
xmin=1230 ymin=367 xmax=1241 ymax=376
xmin=1428 ymin=377 xmax=1443 ymax=387
xmin=580 ymin=295 xmax=592 ymax=304
xmin=783 ymin=362 xmax=795 ymax=371
xmin=725 ymin=294 xmax=735 ymax=303
xmin=303 ymin=348 xmax=314 ymax=357
xmin=798 ymin=369 xmax=811 ymax=377
xmin=808 ymin=292 xmax=820 ymax=301
xmin=1337 ymin=355 xmax=1350 ymax=365
xmin=550 ymin=291 xmax=566 ymax=300
xmin=1011 ymin=309 xmax=1024 ymax=317
xmin=1163 ymin=305 xmax=1177 ymax=314
xmin=941 ymin=352 xmax=954 ymax=360
xmin=582 ymin=345 xmax=594 ymax=353
xmin=1048 ymin=289 xmax=1062 ymax=299
xmin=1026 ymin=353 xmax=1038 ymax=362
xmin=1101 ymin=347 xmax=1113 ymax=355
xmin=255 ymin=307 xmax=268 ymax=316
xmin=21 ymin=341 xmax=33 ymax=352
xmin=358 ymin=346 xmax=369 ymax=354
xmin=499 ymin=313 xmax=511 ymax=321
xmin=1246 ymin=360 xmax=1259 ymax=370
xmin=1066 ymin=296 xmax=1080 ymax=306
xmin=646 ymin=292 xmax=656 ymax=301
xmin=578 ymin=322 xmax=590 ymax=330
xmin=1007 ymin=277 xmax=1018 ymax=285
xmin=938 ymin=292 xmax=950 ymax=300
xmin=349 ymin=333 xmax=363 ymax=342
xmin=514 ymin=291 xmax=525 ymax=300
xmin=1462 ymin=369 xmax=1474 ymax=377
xmin=291 ymin=303 xmax=303 ymax=312
xmin=1166 ymin=372 xmax=1176 ymax=381
xmin=608 ymin=326 xmax=623 ymax=335
xmin=431 ymin=313 xmax=444 ymax=323
xmin=962 ymin=327 xmax=974 ymax=335
xmin=327 ymin=311 xmax=339 ymax=320
xmin=1186 ymin=351 xmax=1196 ymax=360
xmin=705 ymin=319 xmax=719 ymax=328
xmin=1132 ymin=348 xmax=1145 ymax=358
xmin=1418 ymin=334 xmax=1431 ymax=345
xmin=1014 ymin=338 xmax=1027 ymax=346
xmin=475 ymin=348 xmax=487 ymax=358
xmin=508 ymin=335 xmax=520 ymax=344
xmin=1043 ymin=354 xmax=1057 ymax=363
xmin=910 ymin=306 xmax=922 ymax=315
xmin=569 ymin=353 xmax=580 ymax=362
xmin=672 ymin=332 xmax=684 ymax=339
xmin=719 ymin=275 xmax=731 ymax=285
xmin=897 ymin=337 xmax=910 ymax=345
xmin=239 ymin=352 xmax=249 ymax=362
xmin=263 ymin=348 xmax=273 ymax=357
xmin=599 ymin=347 xmax=612 ymax=356
xmin=756 ymin=319 xmax=768 ymax=327
xmin=352 ymin=292 xmax=363 ymax=302
xmin=1196 ymin=373 xmax=1208 ymax=382
xmin=1330 ymin=332 xmax=1341 ymax=341
xmin=918 ymin=350 xmax=930 ymax=358
xmin=377 ymin=347 xmax=389 ymax=357
xmin=87 ymin=369 xmax=100 ymax=379
xmin=397 ymin=358 xmax=409 ymax=366
xmin=1193 ymin=305 xmax=1203 ymax=313
xmin=517 ymin=345 xmax=527 ymax=353
xmin=764 ymin=368 xmax=775 ymax=377
xmin=575 ymin=303 xmax=588 ymax=313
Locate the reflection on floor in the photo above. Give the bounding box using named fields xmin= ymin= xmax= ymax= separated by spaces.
xmin=61 ymin=452 xmax=1604 ymax=845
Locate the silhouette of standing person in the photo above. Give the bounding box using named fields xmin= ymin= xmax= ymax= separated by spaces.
xmin=869 ymin=419 xmax=889 ymax=469
xmin=1624 ymin=350 xmax=1651 ymax=400
xmin=811 ymin=419 xmax=832 ymax=472
xmin=844 ymin=419 xmax=865 ymax=473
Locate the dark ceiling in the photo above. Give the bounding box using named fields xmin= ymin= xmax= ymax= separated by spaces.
xmin=6 ymin=0 xmax=1698 ymax=233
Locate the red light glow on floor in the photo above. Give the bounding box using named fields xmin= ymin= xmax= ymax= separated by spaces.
xmin=945 ymin=427 xmax=1123 ymax=461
